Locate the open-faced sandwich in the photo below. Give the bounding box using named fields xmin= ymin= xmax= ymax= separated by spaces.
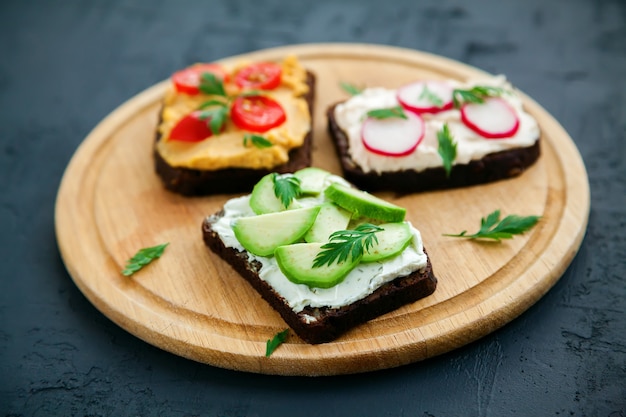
xmin=155 ymin=55 xmax=315 ymax=195
xmin=327 ymin=76 xmax=541 ymax=193
xmin=202 ymin=168 xmax=437 ymax=344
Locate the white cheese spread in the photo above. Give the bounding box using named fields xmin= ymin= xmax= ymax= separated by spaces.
xmin=334 ymin=76 xmax=540 ymax=174
xmin=210 ymin=190 xmax=428 ymax=314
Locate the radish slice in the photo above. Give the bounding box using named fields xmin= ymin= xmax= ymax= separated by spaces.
xmin=397 ymin=80 xmax=454 ymax=114
xmin=461 ymin=97 xmax=520 ymax=139
xmin=361 ymin=111 xmax=425 ymax=156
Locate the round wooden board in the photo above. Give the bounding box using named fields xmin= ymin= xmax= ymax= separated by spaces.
xmin=55 ymin=43 xmax=589 ymax=376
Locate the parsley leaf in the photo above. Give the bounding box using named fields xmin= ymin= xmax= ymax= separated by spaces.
xmin=238 ymin=89 xmax=262 ymax=97
xmin=198 ymin=99 xmax=228 ymax=109
xmin=419 ymin=85 xmax=444 ymax=107
xmin=265 ymin=329 xmax=289 ymax=357
xmin=452 ymin=85 xmax=503 ymax=108
xmin=199 ymin=72 xmax=227 ymax=97
xmin=313 ymin=223 xmax=383 ymax=268
xmin=366 ymin=106 xmax=407 ymax=120
xmin=243 ymin=133 xmax=273 ymax=149
xmin=197 ymin=106 xmax=229 ymax=135
xmin=272 ymin=173 xmax=302 ymax=209
xmin=443 ymin=210 xmax=541 ymax=241
xmin=437 ymin=123 xmax=457 ymax=178
xmin=340 ymin=81 xmax=364 ymax=96
xmin=122 ymin=243 xmax=169 ymax=276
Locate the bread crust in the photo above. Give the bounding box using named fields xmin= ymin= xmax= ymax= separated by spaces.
xmin=154 ymin=72 xmax=316 ymax=196
xmin=202 ymin=213 xmax=437 ymax=344
xmin=326 ymin=102 xmax=540 ymax=193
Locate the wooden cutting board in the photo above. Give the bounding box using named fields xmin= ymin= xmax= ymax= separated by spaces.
xmin=55 ymin=43 xmax=589 ymax=376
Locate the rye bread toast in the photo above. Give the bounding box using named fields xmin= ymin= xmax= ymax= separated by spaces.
xmin=155 ymin=71 xmax=315 ymax=196
xmin=202 ymin=212 xmax=437 ymax=344
xmin=326 ymin=99 xmax=540 ymax=194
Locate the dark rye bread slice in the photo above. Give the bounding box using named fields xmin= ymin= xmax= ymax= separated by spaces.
xmin=202 ymin=212 xmax=437 ymax=344
xmin=154 ymin=72 xmax=316 ymax=196
xmin=326 ymin=103 xmax=540 ymax=193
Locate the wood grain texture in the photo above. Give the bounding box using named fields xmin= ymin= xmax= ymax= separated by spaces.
xmin=54 ymin=43 xmax=589 ymax=376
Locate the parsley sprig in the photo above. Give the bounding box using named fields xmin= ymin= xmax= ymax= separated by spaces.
xmin=194 ymin=75 xmax=232 ymax=134
xmin=340 ymin=81 xmax=364 ymax=96
xmin=272 ymin=173 xmax=302 ymax=209
xmin=313 ymin=223 xmax=383 ymax=268
xmin=243 ymin=133 xmax=273 ymax=149
xmin=122 ymin=243 xmax=169 ymax=276
xmin=452 ymin=86 xmax=504 ymax=108
xmin=444 ymin=210 xmax=540 ymax=241
xmin=437 ymin=123 xmax=457 ymax=178
xmin=199 ymin=72 xmax=227 ymax=97
xmin=419 ymin=85 xmax=444 ymax=107
xmin=197 ymin=101 xmax=229 ymax=135
xmin=266 ymin=329 xmax=289 ymax=357
xmin=366 ymin=106 xmax=407 ymax=120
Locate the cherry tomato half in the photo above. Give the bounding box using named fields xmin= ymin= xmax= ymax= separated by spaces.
xmin=234 ymin=62 xmax=282 ymax=90
xmin=171 ymin=63 xmax=229 ymax=95
xmin=230 ymin=95 xmax=286 ymax=133
xmin=168 ymin=111 xmax=213 ymax=142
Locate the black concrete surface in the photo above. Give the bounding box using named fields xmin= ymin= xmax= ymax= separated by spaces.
xmin=1 ymin=0 xmax=624 ymax=415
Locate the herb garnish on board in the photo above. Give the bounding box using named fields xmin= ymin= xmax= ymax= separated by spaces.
xmin=444 ymin=210 xmax=540 ymax=241
xmin=122 ymin=243 xmax=169 ymax=276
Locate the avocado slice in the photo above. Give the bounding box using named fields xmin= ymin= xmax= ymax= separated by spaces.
xmin=275 ymin=242 xmax=361 ymax=288
xmin=324 ymin=183 xmax=406 ymax=223
xmin=232 ymin=206 xmax=320 ymax=256
xmin=249 ymin=173 xmax=301 ymax=215
xmin=304 ymin=202 xmax=352 ymax=243
xmin=361 ymin=222 xmax=413 ymax=262
xmin=293 ymin=167 xmax=331 ymax=195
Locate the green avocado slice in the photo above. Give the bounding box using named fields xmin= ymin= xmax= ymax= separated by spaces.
xmin=232 ymin=206 xmax=320 ymax=256
xmin=324 ymin=183 xmax=406 ymax=223
xmin=275 ymin=242 xmax=361 ymax=288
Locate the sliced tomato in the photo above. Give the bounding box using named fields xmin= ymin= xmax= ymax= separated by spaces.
xmin=171 ymin=63 xmax=229 ymax=95
xmin=234 ymin=62 xmax=282 ymax=90
xmin=168 ymin=111 xmax=214 ymax=142
xmin=230 ymin=95 xmax=286 ymax=133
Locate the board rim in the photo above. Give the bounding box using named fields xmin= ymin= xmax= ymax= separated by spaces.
xmin=54 ymin=43 xmax=590 ymax=376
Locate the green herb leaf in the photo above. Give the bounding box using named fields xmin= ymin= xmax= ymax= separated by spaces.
xmin=452 ymin=85 xmax=504 ymax=108
xmin=272 ymin=173 xmax=302 ymax=209
xmin=199 ymin=72 xmax=227 ymax=97
xmin=197 ymin=106 xmax=229 ymax=135
xmin=419 ymin=85 xmax=444 ymax=107
xmin=313 ymin=223 xmax=383 ymax=268
xmin=198 ymin=99 xmax=228 ymax=109
xmin=366 ymin=106 xmax=407 ymax=120
xmin=122 ymin=243 xmax=169 ymax=276
xmin=265 ymin=329 xmax=289 ymax=357
xmin=437 ymin=123 xmax=457 ymax=178
xmin=243 ymin=133 xmax=273 ymax=149
xmin=238 ymin=89 xmax=262 ymax=97
xmin=340 ymin=81 xmax=364 ymax=96
xmin=443 ymin=210 xmax=541 ymax=241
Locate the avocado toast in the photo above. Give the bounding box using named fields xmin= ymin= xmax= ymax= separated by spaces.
xmin=202 ymin=168 xmax=437 ymax=344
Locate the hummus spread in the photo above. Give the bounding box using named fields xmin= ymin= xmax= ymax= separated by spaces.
xmin=156 ymin=55 xmax=311 ymax=171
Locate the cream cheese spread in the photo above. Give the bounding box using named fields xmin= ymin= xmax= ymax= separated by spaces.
xmin=210 ymin=188 xmax=428 ymax=314
xmin=334 ymin=76 xmax=540 ymax=174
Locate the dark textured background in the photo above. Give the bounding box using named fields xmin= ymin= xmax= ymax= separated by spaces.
xmin=1 ymin=0 xmax=625 ymax=416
